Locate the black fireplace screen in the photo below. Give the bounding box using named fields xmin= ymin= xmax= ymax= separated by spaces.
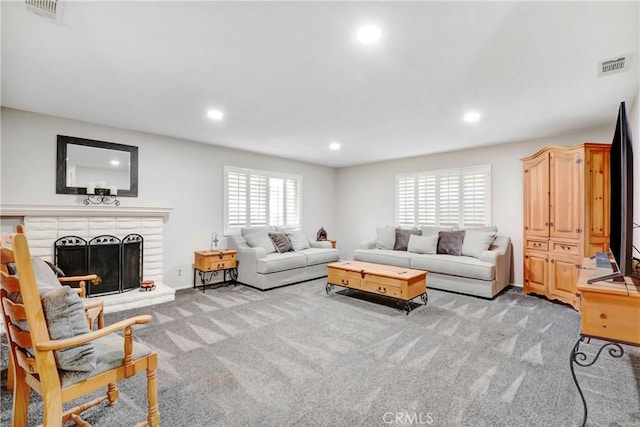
xmin=54 ymin=234 xmax=143 ymax=297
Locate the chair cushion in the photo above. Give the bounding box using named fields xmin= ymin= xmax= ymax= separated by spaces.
xmin=41 ymin=286 xmax=96 ymax=372
xmin=60 ymin=333 xmax=153 ymax=387
xmin=410 ymin=254 xmax=495 ymax=281
xmin=297 ymin=248 xmax=340 ymax=266
xmin=353 ymin=249 xmax=412 ymax=268
xmin=286 ymin=229 xmax=311 ymax=251
xmin=256 ymin=252 xmax=307 ymax=274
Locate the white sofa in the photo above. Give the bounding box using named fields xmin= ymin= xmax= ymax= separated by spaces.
xmin=353 ymin=226 xmax=512 ymax=299
xmin=227 ymin=227 xmax=340 ymax=290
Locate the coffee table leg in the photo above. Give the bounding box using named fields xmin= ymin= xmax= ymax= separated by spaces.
xmin=421 ymin=292 xmax=428 ymax=305
xmin=325 ymin=283 xmax=334 ymax=294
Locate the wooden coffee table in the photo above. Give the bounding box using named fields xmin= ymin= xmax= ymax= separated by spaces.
xmin=326 ymin=260 xmax=427 ymax=314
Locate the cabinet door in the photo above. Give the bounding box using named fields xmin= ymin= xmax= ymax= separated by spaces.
xmin=524 ymin=250 xmax=548 ymax=294
xmin=550 ymin=150 xmax=583 ymax=240
xmin=523 ymin=153 xmax=550 ymax=238
xmin=549 ymin=253 xmax=580 ymax=302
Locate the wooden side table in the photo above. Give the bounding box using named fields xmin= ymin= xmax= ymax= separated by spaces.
xmin=329 ymin=240 xmax=337 ymax=249
xmin=193 ymin=250 xmax=237 ymax=291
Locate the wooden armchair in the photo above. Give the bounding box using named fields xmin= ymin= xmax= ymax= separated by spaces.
xmin=2 ymin=225 xmax=104 ymax=392
xmin=1 ymin=232 xmax=160 ymax=426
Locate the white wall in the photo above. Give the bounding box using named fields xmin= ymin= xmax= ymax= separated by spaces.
xmin=334 ymin=125 xmax=614 ymax=285
xmin=0 ymin=108 xmax=337 ymax=289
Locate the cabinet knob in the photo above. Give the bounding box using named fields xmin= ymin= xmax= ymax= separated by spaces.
xmin=545 ymin=222 xmax=549 ymax=227
xmin=600 ymin=313 xmax=607 ymax=319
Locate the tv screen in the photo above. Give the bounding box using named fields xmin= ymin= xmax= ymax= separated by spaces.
xmin=609 ymin=101 xmax=638 ymax=279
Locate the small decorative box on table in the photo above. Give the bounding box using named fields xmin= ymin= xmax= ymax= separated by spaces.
xmin=193 ymin=250 xmax=238 ymax=291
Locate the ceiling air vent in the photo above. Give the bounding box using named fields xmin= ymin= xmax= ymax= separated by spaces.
xmin=598 ymin=55 xmax=629 ymax=77
xmin=25 ymin=0 xmax=64 ymax=21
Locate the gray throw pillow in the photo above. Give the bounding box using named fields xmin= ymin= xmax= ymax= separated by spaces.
xmin=407 ymin=234 xmax=439 ymax=254
xmin=286 ymin=229 xmax=311 ymax=251
xmin=268 ymin=232 xmax=293 ymax=253
xmin=41 ymin=286 xmax=96 ymax=372
xmin=375 ymin=226 xmax=397 ymax=250
xmin=461 ymin=230 xmax=497 ymax=258
xmin=244 ymin=229 xmax=277 ymax=254
xmin=437 ymin=230 xmax=466 ymax=256
xmin=8 ymin=257 xmax=63 ymax=305
xmin=393 ymin=229 xmax=421 ymax=251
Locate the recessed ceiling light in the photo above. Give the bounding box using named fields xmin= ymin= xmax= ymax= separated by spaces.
xmin=110 ymin=160 xmax=120 ymax=166
xmin=463 ymin=111 xmax=481 ymax=123
xmin=329 ymin=142 xmax=341 ymax=151
xmin=207 ymin=109 xmax=224 ymax=120
xmin=357 ymin=25 xmax=382 ymax=45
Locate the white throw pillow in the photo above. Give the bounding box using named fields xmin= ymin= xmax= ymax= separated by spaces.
xmin=419 ymin=226 xmax=454 ymax=236
xmin=461 ymin=230 xmax=497 ymax=258
xmin=286 ymin=229 xmax=311 ymax=251
xmin=407 ymin=234 xmax=439 ymax=254
xmin=375 ymin=226 xmax=397 ymax=250
xmin=244 ymin=230 xmax=276 ymax=254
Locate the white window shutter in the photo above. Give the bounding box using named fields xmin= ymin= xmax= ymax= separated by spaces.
xmin=226 ymin=171 xmax=247 ymax=227
xmin=462 ymin=168 xmax=490 ymax=227
xmin=249 ymin=174 xmax=267 ymax=226
xmin=396 ymin=176 xmax=416 ymax=226
xmin=438 ymin=171 xmax=461 ymax=226
xmin=417 ymin=174 xmax=436 ymax=226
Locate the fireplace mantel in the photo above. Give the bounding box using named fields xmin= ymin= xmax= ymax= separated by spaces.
xmin=0 ymin=204 xmax=172 ymax=218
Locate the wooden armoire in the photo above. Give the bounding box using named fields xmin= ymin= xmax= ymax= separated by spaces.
xmin=522 ymin=143 xmax=610 ymax=310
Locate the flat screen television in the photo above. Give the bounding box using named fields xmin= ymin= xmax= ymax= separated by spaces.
xmin=588 ymin=101 xmax=639 ymax=283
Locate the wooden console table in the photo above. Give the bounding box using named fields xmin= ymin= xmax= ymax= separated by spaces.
xmin=570 ymin=257 xmax=640 ymax=426
xmin=193 ymin=250 xmax=237 ymax=291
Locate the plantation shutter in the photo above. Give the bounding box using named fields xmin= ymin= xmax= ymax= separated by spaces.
xmin=249 ymin=174 xmax=267 ymax=226
xmin=462 ymin=168 xmax=490 ymax=227
xmin=226 ymin=170 xmax=247 ymax=227
xmin=396 ymin=176 xmax=416 ymax=226
xmin=417 ymin=174 xmax=436 ymax=226
xmin=269 ymin=177 xmax=284 ymax=226
xmin=285 ymin=178 xmax=300 ymax=227
xmin=438 ymin=171 xmax=461 ymax=226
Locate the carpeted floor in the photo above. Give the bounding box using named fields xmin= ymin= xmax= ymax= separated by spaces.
xmin=2 ymin=280 xmax=639 ymax=426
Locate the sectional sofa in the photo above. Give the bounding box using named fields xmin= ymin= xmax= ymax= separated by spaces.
xmin=227 ymin=227 xmax=340 ymax=290
xmin=353 ymin=226 xmax=512 ymax=299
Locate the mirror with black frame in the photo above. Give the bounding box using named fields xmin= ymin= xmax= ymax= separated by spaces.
xmin=56 ymin=135 xmax=139 ymax=197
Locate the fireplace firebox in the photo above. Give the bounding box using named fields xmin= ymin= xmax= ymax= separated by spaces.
xmin=54 ymin=234 xmax=143 ymax=297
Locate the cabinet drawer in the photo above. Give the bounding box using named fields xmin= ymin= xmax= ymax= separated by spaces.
xmin=526 ymin=239 xmax=548 ymax=251
xmin=328 ymin=269 xmax=361 ymax=288
xmin=205 ymin=259 xmax=236 ymax=271
xmin=360 ymin=280 xmax=404 ymax=298
xmin=550 ymin=241 xmax=579 ymax=255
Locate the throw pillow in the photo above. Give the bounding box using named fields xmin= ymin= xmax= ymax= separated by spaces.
xmin=393 ymin=229 xmax=421 ymax=251
xmin=268 ymin=232 xmax=293 ymax=253
xmin=407 ymin=234 xmax=439 ymax=254
xmin=244 ymin=230 xmax=277 ymax=254
xmin=240 ymin=226 xmax=273 ymax=238
xmin=8 ymin=257 xmax=63 ymax=305
xmin=437 ymin=230 xmax=466 ymax=256
xmin=461 ymin=230 xmax=497 ymax=258
xmin=286 ymin=229 xmax=311 ymax=251
xmin=41 ymin=286 xmax=96 ymax=372
xmin=419 ymin=226 xmax=454 ymax=236
xmin=375 ymin=226 xmax=397 ymax=250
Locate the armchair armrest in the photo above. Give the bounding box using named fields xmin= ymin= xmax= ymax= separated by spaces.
xmin=36 ymin=315 xmax=151 ymax=352
xmin=479 ymin=236 xmax=512 ymax=289
xmin=60 ymin=275 xmax=98 ymax=298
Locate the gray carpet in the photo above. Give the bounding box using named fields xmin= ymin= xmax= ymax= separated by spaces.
xmin=2 ymin=280 xmax=640 ymax=426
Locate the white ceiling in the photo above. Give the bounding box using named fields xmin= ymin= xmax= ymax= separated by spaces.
xmin=2 ymin=1 xmax=638 ymax=168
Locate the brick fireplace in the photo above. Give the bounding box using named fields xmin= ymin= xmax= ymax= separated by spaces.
xmin=0 ymin=204 xmax=175 ymax=312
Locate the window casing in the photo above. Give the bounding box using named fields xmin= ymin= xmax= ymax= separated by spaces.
xmin=396 ymin=165 xmax=491 ymax=228
xmin=224 ymin=166 xmax=302 ymax=234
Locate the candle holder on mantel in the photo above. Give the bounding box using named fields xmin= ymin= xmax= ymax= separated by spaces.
xmin=83 ymin=187 xmax=120 ymax=206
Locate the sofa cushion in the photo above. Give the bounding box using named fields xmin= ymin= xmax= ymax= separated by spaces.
xmin=393 ymin=228 xmax=421 ymax=251
xmin=268 ymin=232 xmax=293 ymax=253
xmin=410 ymin=254 xmax=495 ymax=281
xmin=256 ymin=252 xmax=307 ymax=274
xmin=407 ymin=234 xmax=439 ymax=254
xmin=286 ymin=229 xmax=311 ymax=251
xmin=353 ymin=249 xmax=412 ymax=268
xmin=241 ymin=226 xmax=273 ymax=237
xmin=462 ymin=230 xmax=497 ymax=258
xmin=244 ymin=229 xmax=277 ymax=254
xmin=437 ymin=230 xmax=465 ymax=256
xmin=375 ymin=226 xmax=397 ymax=250
xmin=298 ymin=248 xmax=340 ymax=266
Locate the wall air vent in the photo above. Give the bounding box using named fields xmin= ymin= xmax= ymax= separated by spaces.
xmin=598 ymin=55 xmax=629 ymax=77
xmin=25 ymin=0 xmax=64 ymax=22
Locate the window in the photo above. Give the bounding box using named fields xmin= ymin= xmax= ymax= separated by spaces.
xmin=396 ymin=165 xmax=491 ymax=228
xmin=224 ymin=166 xmax=302 ymax=234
